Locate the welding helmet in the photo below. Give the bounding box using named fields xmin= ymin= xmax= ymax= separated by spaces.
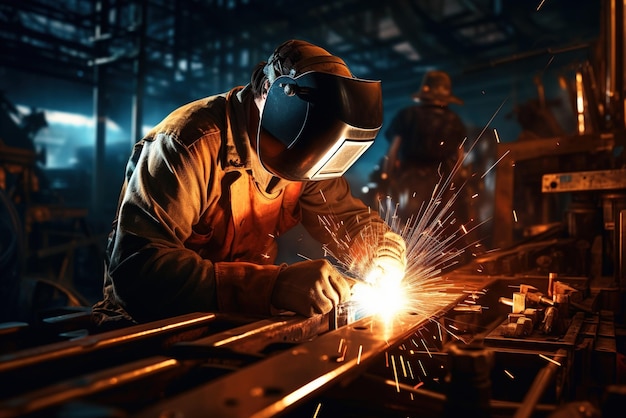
xmin=257 ymin=40 xmax=383 ymax=181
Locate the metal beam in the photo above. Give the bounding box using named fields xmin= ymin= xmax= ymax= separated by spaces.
xmin=136 ymin=310 xmax=436 ymax=418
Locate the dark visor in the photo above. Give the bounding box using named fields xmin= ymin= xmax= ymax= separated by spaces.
xmin=257 ymin=71 xmax=382 ymax=181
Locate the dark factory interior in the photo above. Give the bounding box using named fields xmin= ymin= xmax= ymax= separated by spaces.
xmin=1 ymin=0 xmax=625 ymax=417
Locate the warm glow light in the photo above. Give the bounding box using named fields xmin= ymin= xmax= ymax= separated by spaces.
xmin=575 ymin=71 xmax=586 ymax=134
xmin=350 ymin=271 xmax=409 ymax=320
xmin=363 ymin=262 xmax=405 ymax=287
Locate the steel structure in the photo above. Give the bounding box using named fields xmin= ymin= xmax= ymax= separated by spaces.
xmin=0 ymin=0 xmax=601 ymax=106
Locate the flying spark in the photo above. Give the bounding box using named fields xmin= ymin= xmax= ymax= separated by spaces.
xmin=391 ymin=355 xmax=400 ymax=392
xmin=407 ymin=360 xmax=415 ymax=379
xmin=312 ymin=402 xmax=322 ymax=418
xmin=337 ymin=344 xmax=348 ymax=362
xmin=418 ymin=359 xmax=427 ymax=376
xmin=481 ymin=149 xmax=510 ymax=179
xmin=536 ymin=0 xmax=547 ymax=11
xmin=421 ymin=338 xmax=432 ymax=358
xmin=539 ymin=353 xmax=562 ymax=366
xmin=400 ymin=355 xmax=408 ymax=377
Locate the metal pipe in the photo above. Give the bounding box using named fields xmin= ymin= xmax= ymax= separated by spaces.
xmin=512 ymin=349 xmax=567 ymax=418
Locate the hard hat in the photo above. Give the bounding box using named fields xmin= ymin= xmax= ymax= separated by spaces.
xmin=412 ymin=70 xmax=463 ymax=105
xmin=257 ymin=40 xmax=383 ymax=181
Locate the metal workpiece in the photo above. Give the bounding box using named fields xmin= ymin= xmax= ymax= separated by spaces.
xmin=329 ymin=301 xmax=359 ymax=330
xmin=137 ymin=311 xmax=433 ymax=418
xmin=0 ymin=355 xmax=182 ymax=417
xmin=0 ymin=313 xmax=328 ymax=417
xmin=0 ymin=312 xmax=217 ymax=380
xmin=172 ymin=314 xmax=330 ymax=358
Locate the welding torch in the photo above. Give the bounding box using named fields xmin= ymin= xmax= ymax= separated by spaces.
xmin=329 ymin=232 xmax=407 ymax=330
xmin=368 ymin=231 xmax=407 ymax=285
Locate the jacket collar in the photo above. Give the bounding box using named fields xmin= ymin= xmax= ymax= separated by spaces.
xmin=223 ymin=85 xmax=294 ymax=194
xmin=223 ymin=85 xmax=255 ymax=172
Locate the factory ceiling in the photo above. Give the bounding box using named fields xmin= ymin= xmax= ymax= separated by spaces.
xmin=0 ymin=0 xmax=602 ymax=108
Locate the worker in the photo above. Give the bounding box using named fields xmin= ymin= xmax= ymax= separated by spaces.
xmin=92 ymin=39 xmax=406 ymax=328
xmin=377 ymin=70 xmax=468 ymax=222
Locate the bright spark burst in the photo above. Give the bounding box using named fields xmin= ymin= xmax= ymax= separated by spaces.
xmin=350 ymin=279 xmax=408 ymax=320
xmin=320 ymin=163 xmax=479 ymax=321
xmin=328 ymin=162 xmax=487 ymax=322
xmin=335 ymin=97 xmax=509 ymax=322
xmin=302 ymin=94 xmax=516 ymax=400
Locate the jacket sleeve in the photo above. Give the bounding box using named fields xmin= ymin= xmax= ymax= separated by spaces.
xmin=297 ymin=177 xmax=389 ymax=277
xmin=107 ymin=132 xmax=278 ymax=322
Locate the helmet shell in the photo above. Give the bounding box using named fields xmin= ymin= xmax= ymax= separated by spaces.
xmin=258 ymin=71 xmax=382 ymax=181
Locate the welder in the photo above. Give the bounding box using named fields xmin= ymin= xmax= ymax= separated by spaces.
xmin=92 ymin=39 xmax=406 ymax=327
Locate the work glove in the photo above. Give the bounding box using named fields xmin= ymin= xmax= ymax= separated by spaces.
xmin=271 ymin=259 xmax=354 ymax=317
xmin=369 ymin=231 xmax=407 ymax=285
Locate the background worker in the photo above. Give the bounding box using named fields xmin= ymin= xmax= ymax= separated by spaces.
xmin=92 ymin=39 xmax=406 ymax=328
xmin=377 ymin=70 xmax=468 ymax=222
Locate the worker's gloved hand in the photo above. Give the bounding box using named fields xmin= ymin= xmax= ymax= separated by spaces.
xmin=271 ymin=259 xmax=354 ymax=317
xmin=370 ymin=231 xmax=406 ymax=285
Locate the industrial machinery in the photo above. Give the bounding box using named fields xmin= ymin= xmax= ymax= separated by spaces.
xmin=0 ymin=92 xmax=101 ymax=324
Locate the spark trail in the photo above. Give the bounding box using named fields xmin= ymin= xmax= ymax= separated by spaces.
xmin=319 ymin=95 xmax=509 ymax=323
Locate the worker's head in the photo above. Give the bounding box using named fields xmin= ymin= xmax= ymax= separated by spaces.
xmin=251 ymin=40 xmax=383 ymax=181
xmin=412 ymin=70 xmax=463 ymax=106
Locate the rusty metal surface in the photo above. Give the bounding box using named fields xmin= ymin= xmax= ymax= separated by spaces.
xmin=542 ymin=168 xmax=626 ymax=193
